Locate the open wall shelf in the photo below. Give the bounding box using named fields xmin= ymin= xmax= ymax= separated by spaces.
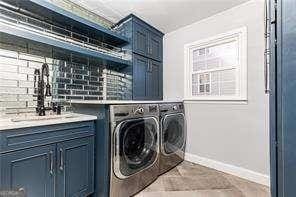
xmin=0 ymin=25 xmax=132 ymax=68
xmin=1 ymin=0 xmax=129 ymax=46
xmin=0 ymin=1 xmax=132 ymax=68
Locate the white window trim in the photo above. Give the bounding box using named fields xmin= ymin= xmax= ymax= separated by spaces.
xmin=184 ymin=27 xmax=248 ymax=101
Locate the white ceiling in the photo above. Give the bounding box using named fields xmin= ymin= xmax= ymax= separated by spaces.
xmin=70 ymin=0 xmax=250 ymax=33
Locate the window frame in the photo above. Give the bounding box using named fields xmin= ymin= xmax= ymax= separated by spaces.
xmin=184 ymin=27 xmax=248 ymax=101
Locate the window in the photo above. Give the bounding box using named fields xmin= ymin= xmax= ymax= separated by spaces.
xmin=184 ymin=27 xmax=247 ymax=101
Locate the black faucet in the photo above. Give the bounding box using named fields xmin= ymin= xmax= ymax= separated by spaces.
xmin=34 ymin=63 xmax=61 ymax=116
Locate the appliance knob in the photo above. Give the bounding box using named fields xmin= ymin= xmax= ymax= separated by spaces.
xmin=173 ymin=105 xmax=178 ymax=111
xmin=135 ymin=107 xmax=144 ymax=114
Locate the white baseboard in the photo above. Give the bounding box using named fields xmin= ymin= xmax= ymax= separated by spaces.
xmin=185 ymin=153 xmax=270 ymax=186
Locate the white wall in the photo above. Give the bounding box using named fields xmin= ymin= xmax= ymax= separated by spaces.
xmin=163 ymin=0 xmax=269 ymax=184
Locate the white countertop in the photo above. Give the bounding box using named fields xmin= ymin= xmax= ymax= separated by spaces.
xmin=70 ymin=100 xmax=183 ymax=105
xmin=0 ymin=113 xmax=97 ymax=131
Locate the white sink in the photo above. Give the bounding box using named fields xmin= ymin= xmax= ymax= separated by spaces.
xmin=11 ymin=114 xmax=78 ymax=122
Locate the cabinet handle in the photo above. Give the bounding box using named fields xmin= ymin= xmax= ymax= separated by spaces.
xmin=59 ymin=148 xmax=64 ymax=171
xmin=49 ymin=151 xmax=54 ymax=175
xmin=148 ymin=62 xmax=152 ymax=73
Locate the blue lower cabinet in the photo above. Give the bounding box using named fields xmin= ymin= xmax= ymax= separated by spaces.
xmin=0 ymin=144 xmax=56 ymax=197
xmin=0 ymin=122 xmax=95 ymax=197
xmin=56 ymin=137 xmax=94 ymax=197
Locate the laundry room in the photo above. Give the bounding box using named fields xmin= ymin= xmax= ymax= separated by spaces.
xmin=0 ymin=0 xmax=293 ymax=197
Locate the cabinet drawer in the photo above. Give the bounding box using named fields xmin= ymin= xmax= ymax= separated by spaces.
xmin=0 ymin=121 xmax=95 ymax=153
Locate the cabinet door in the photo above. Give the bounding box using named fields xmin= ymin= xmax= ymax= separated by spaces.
xmin=133 ymin=54 xmax=149 ymax=100
xmin=133 ymin=22 xmax=149 ymax=56
xmin=148 ymin=32 xmax=163 ymax=61
xmin=56 ymin=137 xmax=94 ymax=197
xmin=0 ymin=145 xmax=55 ymax=197
xmin=146 ymin=60 xmax=162 ymax=100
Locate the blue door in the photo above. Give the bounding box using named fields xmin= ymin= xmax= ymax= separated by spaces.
xmin=270 ymin=0 xmax=296 ymax=196
xmin=133 ymin=54 xmax=148 ymax=100
xmin=148 ymin=32 xmax=163 ymax=62
xmin=133 ymin=22 xmax=149 ymax=57
xmin=56 ymin=137 xmax=94 ymax=197
xmin=146 ymin=60 xmax=162 ymax=100
xmin=277 ymin=0 xmax=296 ymax=196
xmin=0 ymin=144 xmax=55 ymax=197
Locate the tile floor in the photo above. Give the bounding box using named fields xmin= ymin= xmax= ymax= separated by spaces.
xmin=135 ymin=161 xmax=270 ymax=197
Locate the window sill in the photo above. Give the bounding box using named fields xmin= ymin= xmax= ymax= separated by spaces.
xmin=183 ymin=99 xmax=248 ymax=105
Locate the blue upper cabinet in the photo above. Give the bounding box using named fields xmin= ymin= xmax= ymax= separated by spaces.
xmin=147 ymin=60 xmax=162 ymax=99
xmin=133 ymin=54 xmax=149 ymax=100
xmin=114 ymin=14 xmax=164 ymax=62
xmin=114 ymin=14 xmax=164 ymax=100
xmin=133 ymin=54 xmax=162 ymax=100
xmin=148 ymin=32 xmax=163 ymax=62
xmin=133 ymin=22 xmax=150 ymax=57
xmin=132 ymin=22 xmax=163 ymax=61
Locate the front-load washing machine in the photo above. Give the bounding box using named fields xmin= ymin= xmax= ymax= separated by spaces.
xmin=109 ymin=104 xmax=159 ymax=197
xmin=159 ymin=102 xmax=186 ymax=175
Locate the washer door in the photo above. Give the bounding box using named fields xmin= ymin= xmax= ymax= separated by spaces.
xmin=113 ymin=117 xmax=159 ymax=179
xmin=162 ymin=113 xmax=185 ymax=155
